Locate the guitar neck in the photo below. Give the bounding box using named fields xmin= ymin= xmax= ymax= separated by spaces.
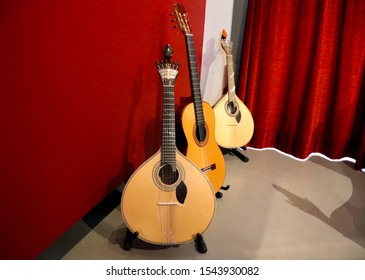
xmin=161 ymin=84 xmax=176 ymax=168
xmin=185 ymin=34 xmax=205 ymax=125
xmin=226 ymin=54 xmax=236 ymax=101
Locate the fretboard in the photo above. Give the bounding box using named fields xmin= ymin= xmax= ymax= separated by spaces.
xmin=226 ymin=54 xmax=236 ymax=102
xmin=161 ymin=85 xmax=176 ymax=168
xmin=186 ymin=34 xmax=205 ymax=125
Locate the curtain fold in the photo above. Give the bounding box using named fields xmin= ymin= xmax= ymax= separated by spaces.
xmin=238 ymin=0 xmax=365 ymax=169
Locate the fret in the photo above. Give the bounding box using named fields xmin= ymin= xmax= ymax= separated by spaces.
xmin=226 ymin=54 xmax=236 ymax=101
xmin=160 ymin=84 xmax=176 ymax=167
xmin=156 ymin=46 xmax=181 ymax=171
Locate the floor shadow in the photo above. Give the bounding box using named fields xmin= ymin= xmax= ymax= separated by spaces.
xmin=308 ymin=156 xmax=365 ymax=242
xmin=273 ymin=184 xmax=365 ymax=249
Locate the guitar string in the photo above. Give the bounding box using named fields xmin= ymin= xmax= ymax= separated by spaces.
xmin=167 ymin=84 xmax=171 ymax=244
xmin=186 ymin=35 xmax=205 ymax=126
xmin=169 ymin=85 xmax=175 ymax=244
xmin=162 ymin=83 xmax=176 ymax=244
xmin=227 ymin=54 xmax=236 ymax=147
xmin=165 ymin=83 xmax=169 ymax=244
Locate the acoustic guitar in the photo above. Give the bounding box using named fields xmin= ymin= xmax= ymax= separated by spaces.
xmin=121 ymin=45 xmax=216 ymax=245
xmin=171 ymin=3 xmax=226 ymax=194
xmin=213 ymin=30 xmax=254 ymax=148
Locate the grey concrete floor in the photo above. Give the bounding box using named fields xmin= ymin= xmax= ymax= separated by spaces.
xmin=39 ymin=148 xmax=365 ymax=260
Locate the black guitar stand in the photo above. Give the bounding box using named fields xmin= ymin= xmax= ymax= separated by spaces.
xmin=229 ymin=146 xmax=249 ymax=163
xmin=194 ymin=233 xmax=208 ymax=253
xmin=122 ymin=228 xmax=139 ymax=251
xmin=122 ymin=228 xmax=208 ymax=253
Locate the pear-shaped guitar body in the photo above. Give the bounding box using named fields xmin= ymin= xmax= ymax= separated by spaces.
xmin=121 ymin=149 xmax=216 ymax=245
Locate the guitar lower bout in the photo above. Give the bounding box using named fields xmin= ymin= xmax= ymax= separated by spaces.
xmin=121 ymin=149 xmax=216 ymax=245
xmin=181 ymin=102 xmax=226 ymax=193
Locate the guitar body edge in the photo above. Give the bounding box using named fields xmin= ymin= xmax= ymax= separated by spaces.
xmin=121 ymin=149 xmax=216 ymax=245
xmin=213 ymin=94 xmax=254 ymax=149
xmin=181 ymin=101 xmax=226 ymax=193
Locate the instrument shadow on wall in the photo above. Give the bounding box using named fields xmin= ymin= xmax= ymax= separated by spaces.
xmin=39 ymin=65 xmax=150 ymax=258
xmin=84 ymin=66 xmax=146 ymax=243
xmin=144 ymin=70 xmax=164 ymax=160
xmin=175 ymin=96 xmax=191 ymax=154
xmin=112 ymin=69 xmax=144 ymax=190
xmin=201 ymin=37 xmax=220 ymax=105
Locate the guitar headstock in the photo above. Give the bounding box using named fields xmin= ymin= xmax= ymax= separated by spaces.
xmin=171 ymin=2 xmax=192 ymax=35
xmin=156 ymin=44 xmax=180 ymax=82
xmin=221 ymin=29 xmax=233 ymax=55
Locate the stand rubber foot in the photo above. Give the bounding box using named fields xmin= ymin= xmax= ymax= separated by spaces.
xmin=215 ymin=192 xmax=223 ymax=198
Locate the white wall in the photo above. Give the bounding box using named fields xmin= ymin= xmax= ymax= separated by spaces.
xmin=201 ymin=0 xmax=248 ymax=105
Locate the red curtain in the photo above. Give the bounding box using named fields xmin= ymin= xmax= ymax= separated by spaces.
xmin=238 ymin=0 xmax=365 ymax=169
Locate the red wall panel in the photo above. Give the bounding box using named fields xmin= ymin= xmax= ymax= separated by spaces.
xmin=0 ymin=0 xmax=206 ymax=259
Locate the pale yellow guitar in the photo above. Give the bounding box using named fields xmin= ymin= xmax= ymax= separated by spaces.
xmin=172 ymin=3 xmax=226 ymax=194
xmin=214 ymin=30 xmax=254 ymax=149
xmin=121 ymin=45 xmax=215 ymax=245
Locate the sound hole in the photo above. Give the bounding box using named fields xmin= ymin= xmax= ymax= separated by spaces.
xmin=227 ymin=101 xmax=238 ymax=115
xmin=159 ymin=164 xmax=179 ymax=185
xmin=195 ymin=123 xmax=207 ymax=142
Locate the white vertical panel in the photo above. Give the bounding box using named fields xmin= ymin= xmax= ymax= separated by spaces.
xmin=201 ymin=0 xmax=234 ymax=106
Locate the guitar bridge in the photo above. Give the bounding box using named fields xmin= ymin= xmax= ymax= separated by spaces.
xmin=201 ymin=163 xmax=216 ymax=173
xmin=157 ymin=202 xmax=180 ymax=206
